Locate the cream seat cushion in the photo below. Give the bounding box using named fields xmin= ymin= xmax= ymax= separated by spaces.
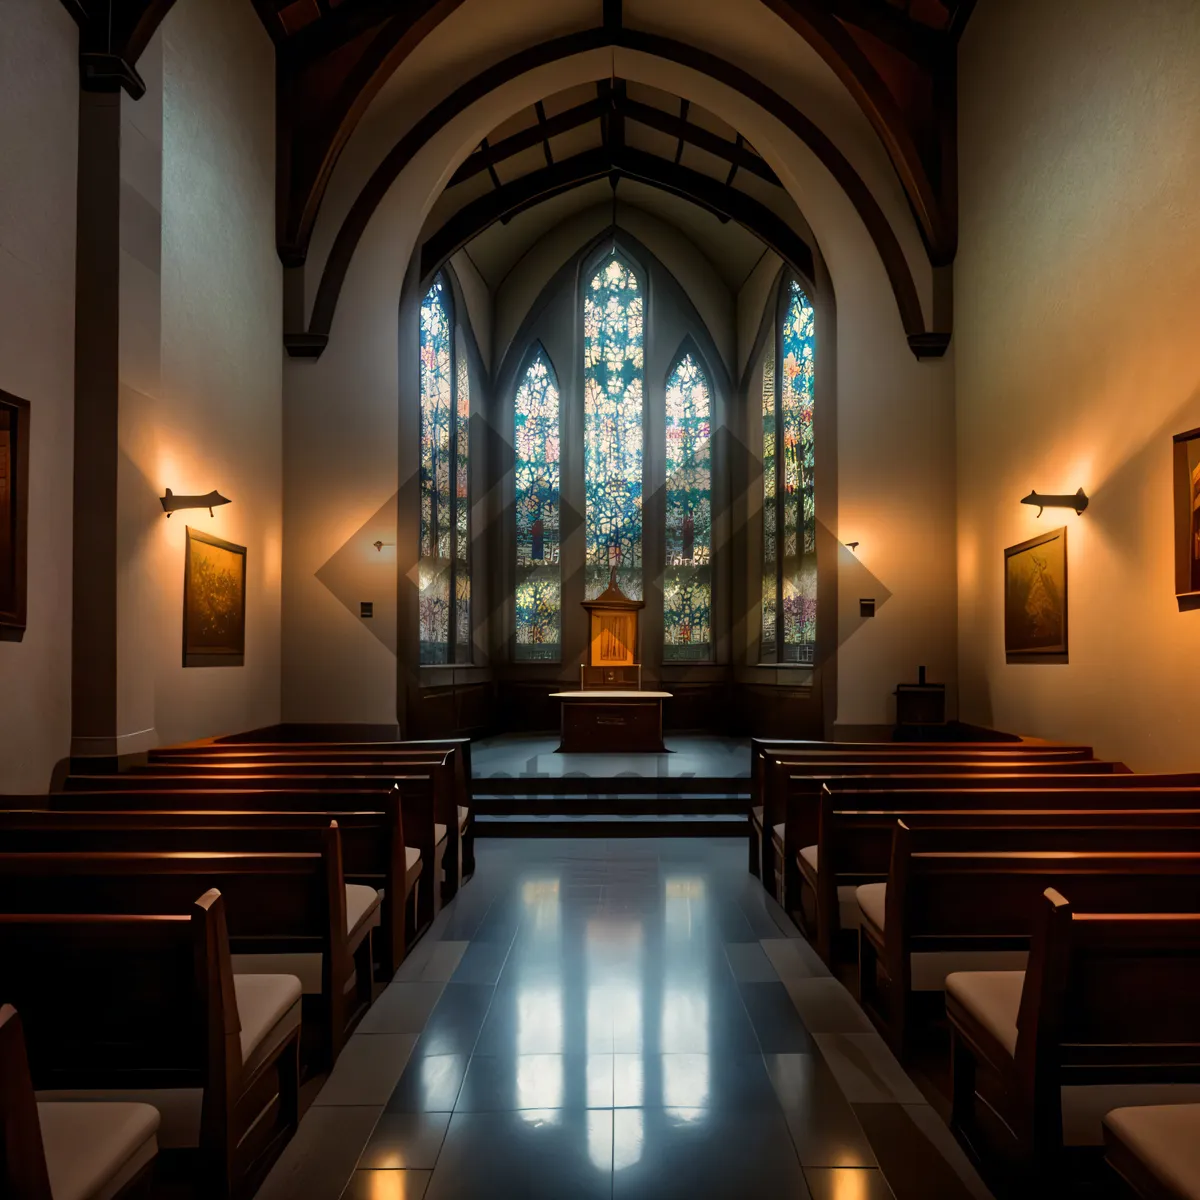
xmin=435 ymin=823 xmax=447 ymax=845
xmin=948 ymin=976 xmax=1200 ymax=1146
xmin=38 ymin=1101 xmax=160 ymax=1200
xmin=751 ymin=805 xmax=764 ymax=827
xmin=458 ymin=805 xmax=470 ymax=831
xmin=855 ymin=883 xmax=1027 ymax=990
xmin=772 ymin=822 xmax=785 ymax=850
xmin=945 ymin=970 xmax=1024 ymax=1057
xmin=38 ymin=973 xmax=301 ymax=1151
xmin=1105 ymin=1104 xmax=1200 ymax=1198
xmin=406 ymin=845 xmax=420 ymax=872
xmin=801 ymin=845 xmax=863 ymax=930
xmin=232 ymin=885 xmax=382 ymax=993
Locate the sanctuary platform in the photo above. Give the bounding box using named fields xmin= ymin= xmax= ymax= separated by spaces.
xmin=470 ymin=733 xmax=751 ymax=837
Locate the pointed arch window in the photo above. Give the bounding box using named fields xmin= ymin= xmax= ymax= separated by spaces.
xmin=514 ymin=345 xmax=561 ymax=659
xmin=419 ymin=272 xmax=471 ymax=664
xmin=584 ymin=253 xmax=644 ymax=600
xmin=663 ymin=348 xmax=712 ymax=660
xmin=762 ymin=278 xmax=816 ymax=663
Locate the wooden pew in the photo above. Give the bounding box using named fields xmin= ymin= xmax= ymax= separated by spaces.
xmin=802 ymin=787 xmax=1200 ymax=961
xmin=0 ymin=838 xmax=371 ymax=1070
xmin=0 ymin=803 xmax=421 ymax=980
xmin=57 ymin=775 xmax=443 ymax=931
xmin=75 ymin=754 xmax=465 ymax=902
xmin=1 ymin=1003 xmax=160 ymax=1200
xmin=0 ymin=890 xmax=299 ymax=1200
xmin=947 ymin=889 xmax=1200 ymax=1186
xmin=858 ymin=825 xmax=1200 ymax=1057
xmin=753 ymin=758 xmax=1128 ymax=902
xmin=144 ymin=749 xmax=475 ymax=889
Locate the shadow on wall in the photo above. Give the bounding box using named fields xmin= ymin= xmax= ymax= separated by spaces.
xmin=315 ymin=492 xmax=398 ymax=655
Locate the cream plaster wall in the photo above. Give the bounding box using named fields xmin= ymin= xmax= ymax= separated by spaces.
xmin=0 ymin=0 xmax=78 ymax=789
xmin=142 ymin=0 xmax=282 ymax=743
xmin=957 ymin=0 xmax=1200 ymax=766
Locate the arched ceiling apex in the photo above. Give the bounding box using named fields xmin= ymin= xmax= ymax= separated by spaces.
xmin=251 ymin=0 xmax=974 ymax=271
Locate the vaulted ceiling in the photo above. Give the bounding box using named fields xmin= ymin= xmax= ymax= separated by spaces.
xmin=59 ymin=0 xmax=975 ymax=358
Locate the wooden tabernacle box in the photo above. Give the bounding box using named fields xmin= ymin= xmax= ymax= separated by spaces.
xmin=580 ymin=577 xmax=644 ymax=690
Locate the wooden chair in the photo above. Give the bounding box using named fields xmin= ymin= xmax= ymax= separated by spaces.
xmin=0 ymin=891 xmax=300 ymax=1200
xmin=801 ymin=789 xmax=1200 ymax=963
xmin=857 ymin=826 xmax=1200 ymax=1058
xmin=0 ymin=1004 xmax=159 ymax=1200
xmin=947 ymin=889 xmax=1200 ymax=1189
xmin=1104 ymin=1104 xmax=1200 ymax=1200
xmin=0 ymin=836 xmax=370 ymax=1069
xmin=0 ymin=803 xmax=422 ymax=979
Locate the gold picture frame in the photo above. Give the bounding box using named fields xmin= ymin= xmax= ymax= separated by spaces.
xmin=183 ymin=526 xmax=246 ymax=667
xmin=1004 ymin=526 xmax=1068 ymax=659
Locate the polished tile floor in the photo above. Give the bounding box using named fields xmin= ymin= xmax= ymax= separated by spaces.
xmin=256 ymin=838 xmax=993 ymax=1200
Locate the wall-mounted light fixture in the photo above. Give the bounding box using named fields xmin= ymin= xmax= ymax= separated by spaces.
xmin=1021 ymin=488 xmax=1089 ymax=517
xmin=372 ymin=540 xmax=394 ymax=552
xmin=160 ymin=488 xmax=230 ymax=518
xmin=845 ymin=541 xmax=860 ymax=552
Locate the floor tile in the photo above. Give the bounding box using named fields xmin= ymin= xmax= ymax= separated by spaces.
xmin=804 ymin=1167 xmax=896 ymax=1199
xmin=425 ymin=1109 xmax=613 ymax=1200
xmin=356 ymin=1112 xmax=451 ymax=1170
xmin=357 ymin=982 xmax=446 ymax=1035
xmin=739 ymin=982 xmax=816 ymax=1053
xmin=414 ymin=941 xmax=469 ymax=982
xmin=414 ymin=984 xmax=494 ymax=1058
xmin=725 ymin=941 xmax=782 ymax=982
xmin=813 ymin=1033 xmax=925 ymax=1104
xmin=900 ymin=1104 xmax=993 ymax=1200
xmin=316 ymin=1035 xmax=418 ymax=1106
xmin=852 ymin=1104 xmax=987 ymax=1200
xmin=761 ymin=938 xmax=828 ymax=982
xmin=385 ymin=1054 xmax=468 ymax=1112
xmin=613 ymin=1053 xmax=780 ymax=1110
xmin=611 ymin=1106 xmax=810 ymax=1199
xmin=784 ymin=979 xmax=875 ymax=1034
xmin=449 ymin=939 xmax=511 ymax=985
xmin=765 ymin=1054 xmax=878 ymax=1168
xmin=341 ymin=1169 xmax=432 ymax=1199
xmin=255 ymin=1105 xmax=382 ymax=1200
xmin=456 ymin=1054 xmax=613 ymax=1111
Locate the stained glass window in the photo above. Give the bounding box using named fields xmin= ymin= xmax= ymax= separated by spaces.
xmin=419 ymin=273 xmax=471 ymax=664
xmin=762 ymin=279 xmax=816 ymax=662
xmin=584 ymin=254 xmax=644 ymax=600
xmin=514 ymin=346 xmax=561 ymax=659
xmin=663 ymin=350 xmax=712 ymax=660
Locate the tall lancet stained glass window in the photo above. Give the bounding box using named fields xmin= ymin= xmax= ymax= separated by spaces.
xmin=762 ymin=279 xmax=816 ymax=662
xmin=419 ymin=273 xmax=471 ymax=664
xmin=663 ymin=350 xmax=712 ymax=660
xmin=584 ymin=254 xmax=644 ymax=600
xmin=514 ymin=346 xmax=561 ymax=659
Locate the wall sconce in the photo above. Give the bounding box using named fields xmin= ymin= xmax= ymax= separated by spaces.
xmin=372 ymin=540 xmax=394 ymax=552
xmin=1021 ymin=488 xmax=1088 ymax=517
xmin=845 ymin=541 xmax=860 ymax=552
xmin=160 ymin=488 xmax=230 ymax=518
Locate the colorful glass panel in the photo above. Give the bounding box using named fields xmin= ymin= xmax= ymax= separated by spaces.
xmin=584 ymin=255 xmax=644 ymax=600
xmin=781 ymin=280 xmax=816 ymax=658
xmin=418 ymin=273 xmax=470 ymax=663
xmin=514 ymin=347 xmax=561 ymax=659
xmin=664 ymin=351 xmax=712 ymax=660
xmin=760 ymin=348 xmax=777 ymax=651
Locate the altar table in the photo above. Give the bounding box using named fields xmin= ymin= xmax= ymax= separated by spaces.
xmin=550 ymin=690 xmax=672 ymax=754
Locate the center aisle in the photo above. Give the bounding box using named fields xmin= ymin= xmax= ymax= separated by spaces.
xmin=255 ymin=838 xmax=992 ymax=1200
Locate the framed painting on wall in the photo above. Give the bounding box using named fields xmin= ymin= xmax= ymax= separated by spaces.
xmin=1172 ymin=427 xmax=1200 ymax=608
xmin=1004 ymin=526 xmax=1068 ymax=658
xmin=183 ymin=526 xmax=246 ymax=667
xmin=0 ymin=389 xmax=30 ymax=640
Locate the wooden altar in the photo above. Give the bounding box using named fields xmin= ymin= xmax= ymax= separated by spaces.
xmin=554 ymin=576 xmax=672 ymax=752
